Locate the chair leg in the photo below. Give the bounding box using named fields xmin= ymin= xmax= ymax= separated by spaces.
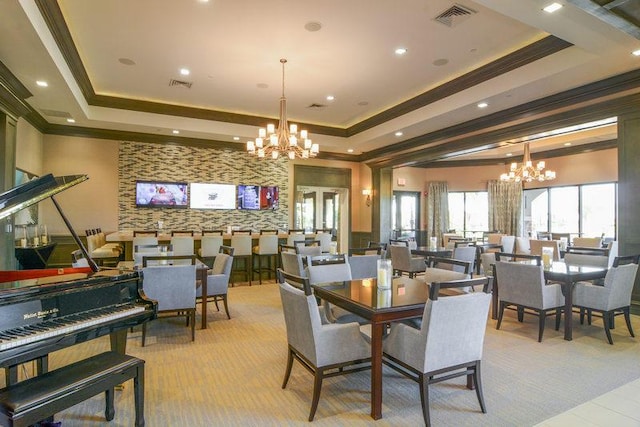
xmin=222 ymin=295 xmax=231 ymax=319
xmin=603 ymin=311 xmax=614 ymax=345
xmin=496 ymin=301 xmax=506 ymax=330
xmin=418 ymin=373 xmax=431 ymax=427
xmin=538 ymin=310 xmax=546 ymax=342
xmin=309 ymin=369 xmax=324 ymax=422
xmin=623 ymin=307 xmax=635 ymax=337
xmin=554 ymin=308 xmax=561 ymax=331
xmin=282 ymin=348 xmax=294 ymax=389
xmin=141 ymin=323 xmax=147 ymax=347
xmin=517 ymin=306 xmax=524 ymax=322
xmin=190 ymin=310 xmax=196 ymax=341
xmin=473 ymin=361 xmax=487 ymax=414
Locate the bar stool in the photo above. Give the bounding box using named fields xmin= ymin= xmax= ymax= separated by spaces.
xmin=171 ymin=235 xmax=194 ymax=256
xmin=199 ymin=235 xmax=223 ymax=268
xmin=252 ymin=234 xmax=279 ymax=284
xmin=230 ymin=234 xmax=252 ymax=286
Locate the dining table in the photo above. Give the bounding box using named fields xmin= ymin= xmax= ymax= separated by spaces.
xmin=312 ymin=276 xmax=427 ymax=420
xmin=411 ymin=246 xmax=452 ymax=258
xmin=492 ymin=260 xmax=608 ymax=340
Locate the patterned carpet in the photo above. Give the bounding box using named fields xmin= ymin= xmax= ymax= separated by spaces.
xmin=18 ymin=281 xmax=640 ymax=426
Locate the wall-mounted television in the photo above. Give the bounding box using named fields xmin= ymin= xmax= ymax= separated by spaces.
xmin=135 ymin=181 xmax=188 ymax=208
xmin=260 ymin=186 xmax=279 ymax=210
xmin=237 ymin=185 xmax=260 ymax=210
xmin=190 ymin=183 xmax=236 ymax=209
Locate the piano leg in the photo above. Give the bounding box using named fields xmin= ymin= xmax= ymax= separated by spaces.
xmin=5 ymin=356 xmax=48 ymax=386
xmin=110 ymin=329 xmax=128 ymax=354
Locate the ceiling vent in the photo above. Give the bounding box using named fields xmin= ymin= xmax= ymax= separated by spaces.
xmin=40 ymin=109 xmax=71 ymax=118
xmin=434 ymin=3 xmax=476 ymax=27
xmin=169 ymin=79 xmax=192 ymax=89
xmin=307 ymin=103 xmax=326 ymax=109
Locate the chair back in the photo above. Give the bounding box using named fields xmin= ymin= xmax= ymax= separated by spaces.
xmin=219 ymin=245 xmax=235 ymax=256
xmin=260 ymin=229 xmax=278 ymax=235
xmin=613 ymin=254 xmax=640 ymax=267
xmin=564 ymin=252 xmax=608 ymax=268
xmin=316 ymin=232 xmax=333 ymax=253
xmin=347 ymin=254 xmax=378 ymax=280
xmin=572 ymin=237 xmax=602 ymax=248
xmin=232 ymin=230 xmax=252 ymax=235
xmin=389 ymin=244 xmax=411 ymax=271
xmin=414 ymin=290 xmax=491 ymax=372
xmin=199 ymin=236 xmax=223 ymax=257
xmin=307 ymin=258 xmax=352 ymax=284
xmin=142 ymin=264 xmax=196 ymax=312
xmin=278 ymin=282 xmax=321 ymax=365
xmin=500 ymin=236 xmax=516 ymax=253
xmin=486 ymin=233 xmax=504 ymax=245
xmin=602 ymin=263 xmax=639 ymax=309
xmin=515 ymin=237 xmax=531 ymax=254
xmin=529 ymin=239 xmax=560 ymax=261
xmin=202 ymin=229 xmax=224 ymax=236
xmin=281 ymin=252 xmax=306 ymax=277
xmin=494 ymin=252 xmax=541 ymax=264
xmin=349 ymin=247 xmax=382 ymax=256
xmin=494 ymin=261 xmax=547 ymax=308
xmin=287 ymin=233 xmax=306 ymax=247
xmin=231 ymin=234 xmax=252 ymax=256
xmin=296 ymin=245 xmax=322 ymax=256
xmin=452 ymin=246 xmax=477 ymax=273
xmin=142 ymin=254 xmax=195 ymax=267
xmin=480 ymin=252 xmax=496 ymax=276
xmin=171 ymin=230 xmax=194 ymax=236
xmin=256 ymin=234 xmax=279 ymax=254
xmin=277 ymin=268 xmax=312 ymax=295
xmin=171 ymin=236 xmax=194 ymax=256
xmin=133 ymin=230 xmax=158 ymax=237
xmin=199 ymin=253 xmax=233 ymax=297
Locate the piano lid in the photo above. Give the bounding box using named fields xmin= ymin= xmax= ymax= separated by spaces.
xmin=0 ymin=174 xmax=87 ymax=221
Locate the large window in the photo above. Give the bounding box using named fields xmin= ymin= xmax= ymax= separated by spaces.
xmin=448 ymin=192 xmax=488 ymax=239
xmin=523 ymin=182 xmax=616 ymax=239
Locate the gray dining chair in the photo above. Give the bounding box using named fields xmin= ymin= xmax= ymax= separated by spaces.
xmin=389 ymin=244 xmax=425 ymax=278
xmin=573 ymin=262 xmax=639 ymax=344
xmin=494 ymin=261 xmax=564 ymax=342
xmin=347 ymin=254 xmax=379 ymax=280
xmin=197 ymin=252 xmax=233 ymax=320
xmin=383 ymin=280 xmax=491 ymax=426
xmin=280 ymin=251 xmax=306 ymax=277
xmin=278 ymin=282 xmax=370 ymax=421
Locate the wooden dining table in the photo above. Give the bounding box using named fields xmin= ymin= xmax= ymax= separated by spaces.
xmin=312 ymin=276 xmax=427 ymax=420
xmin=492 ymin=260 xmax=608 ymax=340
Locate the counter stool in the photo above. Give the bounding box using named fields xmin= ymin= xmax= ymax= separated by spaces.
xmin=252 ymin=234 xmax=279 ymax=284
xmin=230 ymin=234 xmax=252 ymax=286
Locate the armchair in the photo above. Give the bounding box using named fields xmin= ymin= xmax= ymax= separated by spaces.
xmin=198 ymin=252 xmax=233 ymax=319
xmin=389 ymin=244 xmax=425 ymax=278
xmin=383 ymin=281 xmax=491 ymax=426
xmin=347 ymin=254 xmax=379 ymax=280
xmin=278 ymin=282 xmax=370 ymax=421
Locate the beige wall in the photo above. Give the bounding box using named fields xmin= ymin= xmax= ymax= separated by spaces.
xmin=16 ymin=119 xmax=44 ymax=176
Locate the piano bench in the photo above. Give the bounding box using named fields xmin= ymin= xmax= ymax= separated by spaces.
xmin=0 ymin=351 xmax=145 ymax=427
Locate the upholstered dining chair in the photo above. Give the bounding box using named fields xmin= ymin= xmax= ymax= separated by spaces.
xmin=529 ymin=239 xmax=561 ymax=261
xmin=494 ymin=261 xmax=564 ymax=342
xmin=280 ymin=251 xmax=306 ymax=277
xmin=572 ymin=237 xmax=603 ymax=248
xmin=141 ymin=258 xmax=197 ymax=346
xmin=573 ymin=262 xmax=639 ymax=344
xmin=278 ymin=282 xmax=370 ymax=421
xmin=347 ymin=254 xmax=379 ymax=280
xmin=383 ymin=280 xmax=491 ymax=426
xmin=198 ymin=252 xmax=233 ymax=320
xmin=389 ymin=244 xmax=425 ymax=278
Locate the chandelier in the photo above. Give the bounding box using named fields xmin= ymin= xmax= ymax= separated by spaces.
xmin=247 ymin=59 xmax=319 ymax=160
xmin=499 ymin=142 xmax=556 ymax=182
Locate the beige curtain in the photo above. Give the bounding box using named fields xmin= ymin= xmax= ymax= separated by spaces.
xmin=426 ymin=182 xmax=449 ymax=246
xmin=488 ymin=180 xmax=522 ymax=236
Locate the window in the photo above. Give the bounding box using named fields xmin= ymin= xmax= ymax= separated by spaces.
xmin=550 ymin=187 xmax=579 ymax=233
xmin=581 ymin=183 xmax=616 ymax=238
xmin=448 ymin=192 xmax=488 ymax=239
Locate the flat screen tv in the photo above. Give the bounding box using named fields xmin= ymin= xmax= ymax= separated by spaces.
xmin=237 ymin=184 xmax=260 ymax=210
xmin=135 ymin=181 xmax=188 ymax=208
xmin=190 ymin=183 xmax=236 ymax=209
xmin=260 ymin=186 xmax=279 ymax=210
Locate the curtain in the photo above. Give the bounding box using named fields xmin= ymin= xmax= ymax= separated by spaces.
xmin=426 ymin=182 xmax=449 ymax=246
xmin=488 ymin=180 xmax=522 ymax=236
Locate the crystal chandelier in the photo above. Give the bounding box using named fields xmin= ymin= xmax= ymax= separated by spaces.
xmin=500 ymin=142 xmax=556 ymax=182
xmin=246 ymin=59 xmax=319 ymax=160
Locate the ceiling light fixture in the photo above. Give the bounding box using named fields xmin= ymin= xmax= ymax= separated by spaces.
xmin=172 ymin=130 xmax=180 ymax=134
xmin=66 ymin=118 xmax=75 ymax=123
xmin=477 ymin=102 xmax=488 ymax=108
xmin=180 ymin=68 xmax=190 ymax=76
xmin=326 ymin=95 xmax=335 ymax=101
xmin=543 ymin=3 xmax=563 ymax=13
xmin=500 ymin=142 xmax=556 ymax=183
xmin=395 ymin=131 xmax=403 ymax=137
xmin=633 ymin=49 xmax=640 ymax=56
xmin=247 ymin=59 xmax=319 ymax=160
xmin=36 ymin=80 xmax=48 ymax=87
xmin=395 ymin=47 xmax=407 ymax=55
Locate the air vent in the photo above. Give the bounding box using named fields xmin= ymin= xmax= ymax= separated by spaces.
xmin=307 ymin=103 xmax=326 ymax=109
xmin=169 ymin=79 xmax=193 ymax=89
xmin=434 ymin=4 xmax=476 ymax=27
xmin=40 ymin=109 xmax=71 ymax=118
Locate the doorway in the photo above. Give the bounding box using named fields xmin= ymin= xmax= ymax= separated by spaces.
xmin=392 ymin=191 xmax=420 ymax=240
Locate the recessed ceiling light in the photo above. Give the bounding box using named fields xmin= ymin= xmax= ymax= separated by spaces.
xmin=233 ymin=136 xmax=240 ymax=141
xmin=506 ymin=153 xmax=513 ymax=157
xmin=477 ymin=102 xmax=488 ymax=108
xmin=172 ymin=130 xmax=180 ymax=134
xmin=326 ymin=95 xmax=335 ymax=101
xmin=66 ymin=118 xmax=75 ymax=123
xmin=633 ymin=49 xmax=640 ymax=56
xmin=118 ymin=58 xmax=136 ymax=66
xmin=543 ymin=3 xmax=563 ymax=13
xmin=433 ymin=58 xmax=449 ymax=66
xmin=564 ymin=142 xmax=572 ymax=146
xmin=395 ymin=47 xmax=407 ymax=55
xmin=304 ymin=21 xmax=322 ymax=32
xmin=180 ymin=68 xmax=190 ymax=76
xmin=347 ymin=149 xmax=354 ymax=153
xmin=36 ymin=80 xmax=48 ymax=87
xmin=395 ymin=131 xmax=403 ymax=137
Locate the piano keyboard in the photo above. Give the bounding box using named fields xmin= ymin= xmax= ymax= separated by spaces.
xmin=0 ymin=305 xmax=145 ymax=351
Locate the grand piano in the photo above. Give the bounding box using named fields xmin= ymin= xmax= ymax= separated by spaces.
xmin=0 ymin=174 xmax=157 ymax=385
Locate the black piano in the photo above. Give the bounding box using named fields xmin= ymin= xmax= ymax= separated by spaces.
xmin=0 ymin=174 xmax=157 ymax=385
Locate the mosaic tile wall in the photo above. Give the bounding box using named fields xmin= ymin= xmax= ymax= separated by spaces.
xmin=118 ymin=141 xmax=289 ymax=231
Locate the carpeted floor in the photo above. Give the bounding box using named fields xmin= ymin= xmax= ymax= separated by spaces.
xmin=22 ymin=281 xmax=640 ymax=426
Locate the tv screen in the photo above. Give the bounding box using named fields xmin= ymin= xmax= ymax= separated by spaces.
xmin=260 ymin=186 xmax=279 ymax=210
xmin=135 ymin=181 xmax=188 ymax=207
xmin=237 ymin=185 xmax=260 ymax=210
xmin=190 ymin=183 xmax=236 ymax=209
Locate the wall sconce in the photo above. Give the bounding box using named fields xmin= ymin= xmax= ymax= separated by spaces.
xmin=362 ymin=189 xmax=372 ymax=207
